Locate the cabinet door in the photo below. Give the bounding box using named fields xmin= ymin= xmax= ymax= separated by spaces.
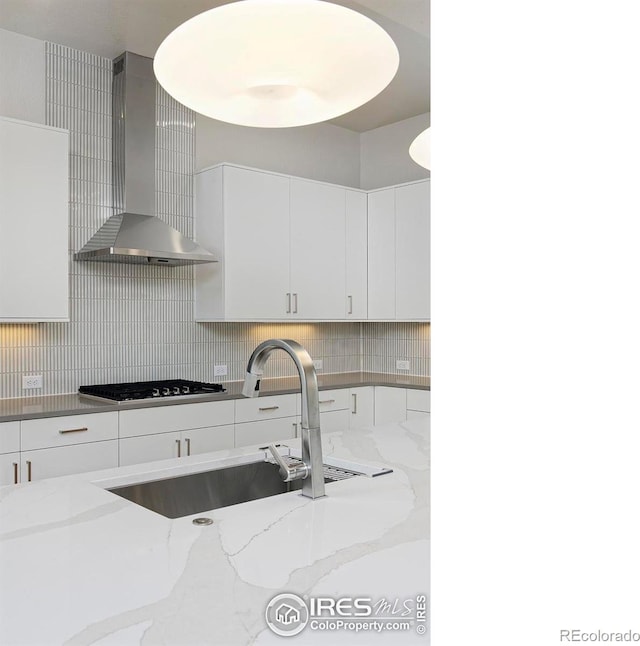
xmin=396 ymin=181 xmax=430 ymax=320
xmin=0 ymin=453 xmax=20 ymax=486
xmin=181 ymin=425 xmax=234 ymax=456
xmin=119 ymin=431 xmax=182 ymax=467
xmin=290 ymin=179 xmax=346 ymax=319
xmin=407 ymin=389 xmax=430 ymax=413
xmin=345 ymin=190 xmax=368 ymax=319
xmin=223 ymin=166 xmax=291 ymax=319
xmin=374 ymin=387 xmax=407 ymax=425
xmin=348 ymin=386 xmax=375 ymax=429
xmin=367 ymin=188 xmax=396 ymax=319
xmin=0 ymin=421 xmax=20 ymax=454
xmin=0 ymin=117 xmax=69 ymax=321
xmin=22 ymin=440 xmax=118 ymax=481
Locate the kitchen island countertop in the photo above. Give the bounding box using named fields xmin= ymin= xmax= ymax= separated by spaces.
xmin=0 ymin=418 xmax=429 ymax=645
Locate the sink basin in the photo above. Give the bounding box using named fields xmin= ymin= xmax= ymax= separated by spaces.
xmin=107 ymin=456 xmax=368 ymax=519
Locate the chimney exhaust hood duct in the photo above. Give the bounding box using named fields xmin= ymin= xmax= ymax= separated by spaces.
xmin=74 ymin=52 xmax=216 ymax=266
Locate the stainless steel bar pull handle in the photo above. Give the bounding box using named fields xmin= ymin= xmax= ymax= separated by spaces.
xmin=13 ymin=462 xmax=18 ymax=485
xmin=293 ymin=293 xmax=298 ymax=314
xmin=59 ymin=427 xmax=88 ymax=435
xmin=185 ymin=438 xmax=191 ymax=456
xmin=176 ymin=439 xmax=181 ymax=458
xmin=26 ymin=460 xmax=32 ymax=482
xmin=352 ymin=393 xmax=357 ymax=414
xmin=348 ymin=295 xmax=353 ymax=315
xmin=292 ymin=422 xmax=298 ymax=437
xmin=319 ymin=399 xmax=336 ymax=405
xmin=286 ymin=293 xmax=291 ymax=313
xmin=258 ymin=406 xmax=280 ymax=412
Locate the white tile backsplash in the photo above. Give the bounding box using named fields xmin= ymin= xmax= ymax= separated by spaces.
xmin=0 ymin=42 xmax=428 ymax=399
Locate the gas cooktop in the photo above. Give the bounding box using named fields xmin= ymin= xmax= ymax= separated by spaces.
xmin=78 ymin=379 xmax=226 ymax=403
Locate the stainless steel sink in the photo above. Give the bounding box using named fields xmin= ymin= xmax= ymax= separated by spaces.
xmin=107 ymin=457 xmax=365 ymax=519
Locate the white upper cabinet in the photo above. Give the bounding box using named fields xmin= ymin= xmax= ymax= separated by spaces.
xmin=368 ymin=179 xmax=430 ymax=321
xmin=195 ymin=165 xmax=290 ymax=320
xmin=195 ymin=164 xmax=368 ymax=321
xmin=345 ymin=190 xmax=368 ymax=319
xmin=367 ymin=187 xmax=396 ymax=319
xmin=396 ymin=180 xmax=430 ymax=320
xmin=0 ymin=116 xmax=69 ymax=322
xmin=289 ymin=178 xmax=346 ymax=319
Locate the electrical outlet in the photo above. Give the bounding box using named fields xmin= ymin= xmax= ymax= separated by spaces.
xmin=22 ymin=375 xmax=43 ymax=390
xmin=313 ymin=359 xmax=324 ymax=371
xmin=396 ymin=360 xmax=411 ymax=371
xmin=214 ymin=364 xmax=228 ymax=377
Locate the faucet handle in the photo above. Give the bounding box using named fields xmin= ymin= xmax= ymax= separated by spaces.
xmin=268 ymin=444 xmax=309 ymax=482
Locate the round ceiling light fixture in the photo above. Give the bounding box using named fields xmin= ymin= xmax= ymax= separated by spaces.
xmin=409 ymin=127 xmax=430 ymax=169
xmin=153 ymin=0 xmax=399 ymax=128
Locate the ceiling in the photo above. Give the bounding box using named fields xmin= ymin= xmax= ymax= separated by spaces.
xmin=0 ymin=0 xmax=429 ymax=132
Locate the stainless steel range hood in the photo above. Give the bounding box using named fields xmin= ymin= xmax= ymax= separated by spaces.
xmin=74 ymin=52 xmax=216 ymax=266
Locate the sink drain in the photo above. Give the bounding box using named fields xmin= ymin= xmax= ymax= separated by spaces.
xmin=192 ymin=517 xmax=214 ymax=526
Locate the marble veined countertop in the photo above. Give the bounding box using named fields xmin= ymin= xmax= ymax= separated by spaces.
xmin=0 ymin=419 xmax=429 ymax=645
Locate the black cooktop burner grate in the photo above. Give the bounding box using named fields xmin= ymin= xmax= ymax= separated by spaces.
xmin=79 ymin=379 xmax=226 ymax=402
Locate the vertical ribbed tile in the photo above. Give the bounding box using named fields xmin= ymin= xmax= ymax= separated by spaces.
xmin=0 ymin=42 xmax=429 ymax=399
xmin=361 ymin=322 xmax=430 ymax=376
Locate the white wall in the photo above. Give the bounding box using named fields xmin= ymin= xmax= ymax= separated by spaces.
xmin=196 ymin=116 xmax=361 ymax=187
xmin=360 ymin=113 xmax=430 ymax=189
xmin=0 ymin=28 xmax=46 ymax=124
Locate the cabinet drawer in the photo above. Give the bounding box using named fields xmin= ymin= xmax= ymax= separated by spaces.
xmin=234 ymin=394 xmax=297 ymax=423
xmin=407 ymin=389 xmax=430 ymax=412
xmin=119 ymin=400 xmax=234 ymax=438
xmin=317 ymin=389 xmax=350 ymax=412
xmin=21 ymin=412 xmax=118 ymax=451
xmin=234 ymin=417 xmax=298 ymax=448
xmin=22 ymin=440 xmax=118 ymax=481
xmin=0 ymin=421 xmax=20 ymax=454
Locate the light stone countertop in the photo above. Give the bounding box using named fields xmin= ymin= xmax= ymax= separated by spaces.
xmin=0 ymin=418 xmax=430 ymax=645
xmin=0 ymin=372 xmax=430 ymax=423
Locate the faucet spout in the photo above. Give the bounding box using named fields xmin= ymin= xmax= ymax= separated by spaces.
xmin=242 ymin=339 xmax=325 ymax=499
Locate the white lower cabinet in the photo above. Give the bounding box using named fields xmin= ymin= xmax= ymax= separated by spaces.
xmin=119 ymin=426 xmax=236 ymax=467
xmin=374 ymin=387 xmax=408 ymax=425
xmin=407 ymin=389 xmax=430 ymax=422
xmin=0 ymin=452 xmax=20 ymax=486
xmin=118 ymin=401 xmax=236 ymax=467
xmin=120 ymin=431 xmax=181 ymax=466
xmin=21 ymin=441 xmax=118 ymax=482
xmin=1 ymin=387 xmax=430 ymax=482
xmin=16 ymin=412 xmax=119 ymax=483
xmin=316 ymin=388 xmax=350 ymax=433
xmin=348 ymin=387 xmax=375 ymax=429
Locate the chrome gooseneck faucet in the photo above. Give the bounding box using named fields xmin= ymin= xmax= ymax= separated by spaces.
xmin=242 ymin=339 xmax=326 ymax=499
